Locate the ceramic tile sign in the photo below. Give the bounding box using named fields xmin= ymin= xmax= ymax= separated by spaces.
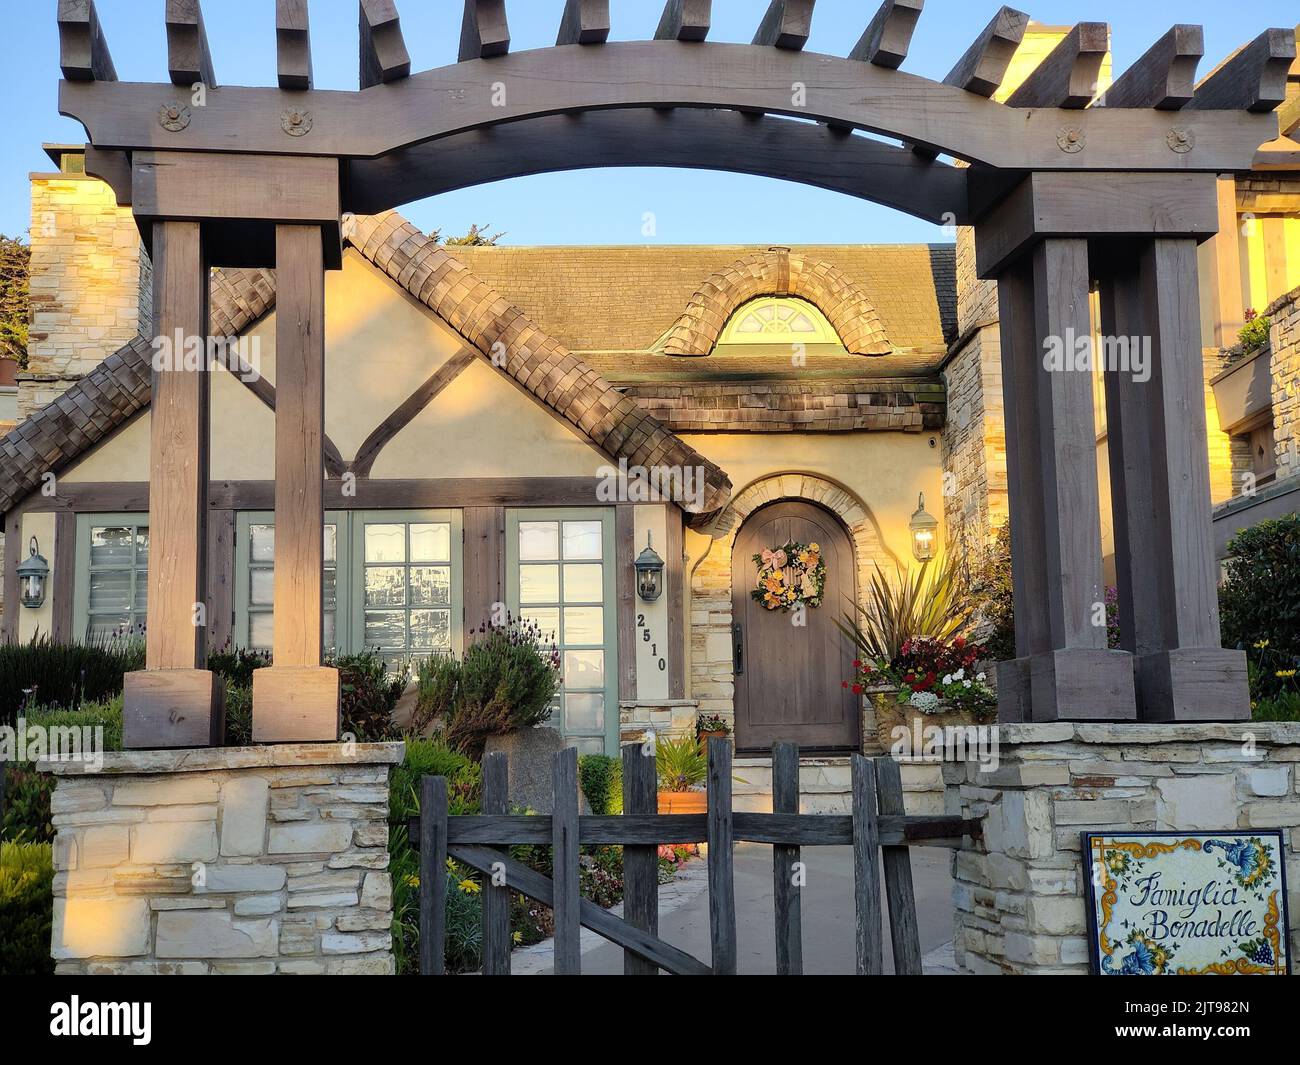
xmin=1082 ymin=831 xmax=1291 ymax=976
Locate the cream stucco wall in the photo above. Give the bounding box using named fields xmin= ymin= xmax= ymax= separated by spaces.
xmin=17 ymin=511 xmax=57 ymax=642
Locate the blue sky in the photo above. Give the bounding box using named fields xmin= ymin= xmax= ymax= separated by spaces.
xmin=2 ymin=0 xmax=1294 ymax=245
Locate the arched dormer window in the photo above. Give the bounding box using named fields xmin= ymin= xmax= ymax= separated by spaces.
xmin=718 ymin=296 xmax=842 ymax=347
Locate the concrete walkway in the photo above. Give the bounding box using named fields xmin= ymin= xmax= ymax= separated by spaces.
xmin=520 ymin=843 xmax=958 ymax=975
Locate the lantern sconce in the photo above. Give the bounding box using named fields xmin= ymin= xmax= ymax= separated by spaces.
xmin=634 ymin=532 xmax=665 ymax=602
xmin=18 ymin=536 xmax=50 ymax=609
xmin=909 ymin=493 xmax=939 ymax=562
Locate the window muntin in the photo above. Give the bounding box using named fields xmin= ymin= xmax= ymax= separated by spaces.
xmin=239 ymin=517 xmax=340 ymax=654
xmin=717 ymin=296 xmax=841 ymax=346
xmin=79 ymin=520 xmax=149 ymax=640
xmin=509 ymin=510 xmax=616 ymax=755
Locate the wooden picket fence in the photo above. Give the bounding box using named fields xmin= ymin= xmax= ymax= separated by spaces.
xmin=408 ymin=738 xmax=981 ymax=975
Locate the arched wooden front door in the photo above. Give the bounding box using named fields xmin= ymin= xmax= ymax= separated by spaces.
xmin=731 ymin=501 xmax=859 ymax=753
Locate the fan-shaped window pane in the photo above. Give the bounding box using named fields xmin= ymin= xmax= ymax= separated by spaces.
xmin=718 ymin=297 xmax=842 ymax=346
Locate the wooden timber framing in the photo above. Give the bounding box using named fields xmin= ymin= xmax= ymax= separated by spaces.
xmin=753 ymin=1 xmax=815 ymax=51
xmin=850 ymin=0 xmax=923 ymax=69
xmin=165 ymin=0 xmax=216 ymax=89
xmin=655 ymin=0 xmax=710 ymax=42
xmin=50 ymin=512 xmax=76 ymax=643
xmin=665 ymin=506 xmax=686 ymax=700
xmin=207 ymin=508 xmax=236 ymax=653
xmin=1004 ymin=22 xmax=1111 ymax=109
xmin=1 ymin=511 xmax=20 ymax=643
xmin=1099 ymin=24 xmax=1203 ymax=110
xmin=57 ymin=0 xmax=115 ymax=82
xmin=556 ymin=0 xmax=609 ymax=46
xmin=943 ymin=5 xmax=1028 ymax=97
xmin=460 ymin=0 xmax=510 ymax=61
xmin=58 ymin=43 xmax=1277 ymax=173
xmin=276 ymin=0 xmax=312 ymax=90
xmin=462 ymin=506 xmax=504 ymax=634
xmin=615 ymin=504 xmax=637 ymax=704
xmin=1189 ymin=28 xmax=1296 ymax=112
xmin=359 ymin=0 xmax=410 ymax=88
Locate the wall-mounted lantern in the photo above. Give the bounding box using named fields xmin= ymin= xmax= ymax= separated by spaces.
xmin=18 ymin=536 xmax=50 ymax=609
xmin=909 ymin=493 xmax=939 ymax=562
xmin=634 ymin=533 xmax=665 ymax=602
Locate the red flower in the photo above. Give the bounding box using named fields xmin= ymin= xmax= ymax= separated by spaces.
xmin=954 ymin=636 xmax=966 ymax=649
xmin=852 ymin=659 xmax=862 ymax=669
xmin=841 ymin=680 xmax=849 ymax=688
xmin=851 ymin=683 xmax=863 ymax=695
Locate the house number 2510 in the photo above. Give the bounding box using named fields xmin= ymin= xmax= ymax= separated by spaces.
xmin=637 ymin=613 xmax=667 ymax=672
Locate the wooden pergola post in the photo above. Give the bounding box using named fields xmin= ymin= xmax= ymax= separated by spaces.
xmin=251 ymin=225 xmax=340 ymax=742
xmin=1099 ymin=239 xmax=1249 ymax=720
xmin=122 ymin=220 xmax=223 ymax=748
xmin=987 ymin=237 xmax=1137 ymax=722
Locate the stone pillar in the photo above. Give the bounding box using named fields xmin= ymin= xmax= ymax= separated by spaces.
xmin=947 ymin=723 xmax=1300 ymax=974
xmin=42 ymin=742 xmax=404 ymax=975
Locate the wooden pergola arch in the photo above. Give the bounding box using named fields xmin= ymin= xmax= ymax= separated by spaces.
xmin=54 ymin=0 xmax=1293 ymax=745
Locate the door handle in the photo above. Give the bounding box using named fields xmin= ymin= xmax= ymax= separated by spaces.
xmin=733 ymin=622 xmax=744 ymax=676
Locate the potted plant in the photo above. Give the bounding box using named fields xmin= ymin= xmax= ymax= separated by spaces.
xmin=655 ymin=735 xmax=708 ymax=815
xmin=695 ymin=713 xmax=731 ymax=743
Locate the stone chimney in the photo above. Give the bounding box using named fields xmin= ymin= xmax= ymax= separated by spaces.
xmin=21 ymin=145 xmax=150 ymax=422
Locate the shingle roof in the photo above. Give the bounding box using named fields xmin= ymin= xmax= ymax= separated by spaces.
xmin=0 ymin=214 xmax=733 ymax=519
xmin=448 ymin=242 xmax=957 ymax=360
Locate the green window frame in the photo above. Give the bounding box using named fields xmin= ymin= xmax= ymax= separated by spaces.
xmin=73 ymin=514 xmax=150 ymax=642
xmin=350 ymin=510 xmax=464 ymax=662
xmin=234 ymin=511 xmax=348 ymax=656
xmin=506 ymin=508 xmax=617 ymax=755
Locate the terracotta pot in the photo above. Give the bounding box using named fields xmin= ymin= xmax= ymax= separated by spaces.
xmin=697 ymin=729 xmax=729 ymax=744
xmin=657 ymin=789 xmax=708 ymax=815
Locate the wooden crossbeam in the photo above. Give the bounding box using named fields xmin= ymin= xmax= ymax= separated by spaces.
xmin=942 ymin=5 xmax=1028 ymax=97
xmin=450 ymin=843 xmax=713 ymax=976
xmin=557 ymin=0 xmax=609 ymax=46
xmin=1101 ymin=24 xmax=1203 ymax=109
xmin=655 ymin=0 xmax=710 ymax=41
xmin=849 ymin=0 xmax=923 ymax=69
xmin=753 ymin=0 xmax=816 ymax=51
xmin=57 ymin=0 xmax=116 ymax=81
xmin=359 ymin=0 xmax=410 ymax=88
xmin=276 ymin=0 xmax=312 ymax=90
xmin=165 ymin=0 xmax=215 ymax=88
xmin=460 ymin=0 xmax=510 ymax=61
xmin=1005 ymin=22 xmax=1110 ymax=109
xmin=1188 ymin=28 xmax=1296 ymax=112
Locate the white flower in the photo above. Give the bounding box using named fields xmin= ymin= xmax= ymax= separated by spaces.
xmin=909 ymin=691 xmax=941 ymax=714
xmin=963 ymin=680 xmax=972 ymax=688
xmin=953 ymin=667 xmax=965 ymax=680
xmin=941 ymin=674 xmax=952 ymax=685
xmin=977 ymin=672 xmax=986 ymax=681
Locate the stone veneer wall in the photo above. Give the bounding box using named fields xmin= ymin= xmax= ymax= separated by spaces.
xmin=21 ymin=173 xmax=148 ymax=421
xmin=688 ymin=473 xmax=899 ymax=734
xmin=947 ymin=723 xmax=1300 ymax=974
xmin=42 ymin=742 xmax=404 ymax=975
xmin=619 ymin=700 xmax=700 ymax=745
xmin=1269 ymin=286 xmax=1300 ymax=479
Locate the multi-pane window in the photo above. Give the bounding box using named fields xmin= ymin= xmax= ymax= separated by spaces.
xmin=79 ymin=520 xmax=149 ymax=640
xmin=356 ymin=517 xmax=456 ymax=661
xmin=718 ymin=296 xmax=840 ymax=345
xmin=239 ymin=517 xmax=340 ymax=654
xmin=509 ymin=511 xmax=616 ymax=754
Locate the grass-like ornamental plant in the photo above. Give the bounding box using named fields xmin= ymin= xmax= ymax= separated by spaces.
xmin=835 ymin=556 xmax=968 ymax=665
xmin=1220 ymin=514 xmax=1300 ymax=706
xmin=0 ymin=842 xmax=54 ymax=976
xmin=656 ymin=735 xmax=708 ymax=793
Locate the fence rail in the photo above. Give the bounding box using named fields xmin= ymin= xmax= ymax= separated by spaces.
xmin=409 ymin=738 xmax=982 ymax=975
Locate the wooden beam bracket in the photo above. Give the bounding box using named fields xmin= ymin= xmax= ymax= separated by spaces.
xmin=58 ymin=0 xmax=117 ymax=82
xmin=849 ymin=0 xmax=923 ymax=70
xmin=165 ymin=0 xmax=216 ymax=88
xmin=557 ymin=0 xmax=609 ymax=46
xmin=460 ymin=0 xmax=511 ymax=61
xmin=1100 ymin=24 xmax=1203 ymax=110
xmin=655 ymin=0 xmax=710 ymax=42
xmin=359 ymin=0 xmax=411 ymax=88
xmin=753 ymin=0 xmax=816 ymax=51
xmin=1188 ymin=27 xmax=1297 ymax=112
xmin=1005 ymin=22 xmax=1111 ymax=109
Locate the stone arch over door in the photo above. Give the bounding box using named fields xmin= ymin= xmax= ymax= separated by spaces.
xmin=689 ymin=473 xmax=900 ymax=738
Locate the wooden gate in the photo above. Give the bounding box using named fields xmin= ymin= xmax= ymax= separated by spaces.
xmin=409 ymin=739 xmax=981 ymax=975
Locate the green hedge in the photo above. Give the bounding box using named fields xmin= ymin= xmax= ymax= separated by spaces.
xmin=0 ymin=636 xmax=143 ymax=723
xmin=1221 ymin=514 xmax=1300 ymax=702
xmin=0 ymin=842 xmax=55 ymax=975
xmin=578 ymin=753 xmax=623 ymax=815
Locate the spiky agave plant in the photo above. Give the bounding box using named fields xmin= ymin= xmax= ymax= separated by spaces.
xmin=835 ymin=556 xmax=969 ymax=666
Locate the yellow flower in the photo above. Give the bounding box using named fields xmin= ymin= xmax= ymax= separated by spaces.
xmin=405 ymin=874 xmax=420 ymax=888
xmin=1276 ymin=669 xmax=1297 ymax=678
xmin=809 ymin=542 xmax=820 ymax=553
xmin=445 ymin=858 xmax=456 ymax=870
xmin=1253 ymin=639 xmax=1270 ymax=649
xmin=512 ymin=931 xmax=523 ymax=944
xmin=458 ymin=878 xmax=481 ymax=894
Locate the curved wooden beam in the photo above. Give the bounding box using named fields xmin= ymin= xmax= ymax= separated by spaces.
xmin=345 ymin=109 xmax=971 ymax=224
xmin=59 ymin=42 xmax=1275 ymax=172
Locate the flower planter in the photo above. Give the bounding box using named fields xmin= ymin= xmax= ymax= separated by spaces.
xmin=696 ymin=729 xmax=729 ymax=744
xmin=866 ymin=687 xmax=983 ymax=749
xmin=657 ymin=790 xmax=708 ymax=815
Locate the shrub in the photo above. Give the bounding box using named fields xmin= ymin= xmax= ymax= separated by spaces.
xmin=1238 ymin=309 xmax=1271 ymax=354
xmin=656 ymin=736 xmax=707 ymax=793
xmin=1220 ymin=514 xmax=1300 ymax=701
xmin=440 ymin=618 xmax=560 ymax=757
xmin=1253 ymin=691 xmax=1300 ymax=721
xmin=223 ymin=683 xmax=253 ymax=746
xmin=0 ymin=842 xmax=54 ymax=975
xmin=970 ymin=524 xmax=1015 ymax=661
xmin=2 ymin=698 xmax=124 ymax=844
xmin=335 ymin=651 xmax=407 ymax=742
xmin=578 ymin=753 xmax=623 ymax=815
xmin=0 ymin=634 xmax=144 ymax=724
xmin=412 ymin=653 xmax=460 ymax=734
xmin=207 ymin=646 xmax=270 ymax=688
